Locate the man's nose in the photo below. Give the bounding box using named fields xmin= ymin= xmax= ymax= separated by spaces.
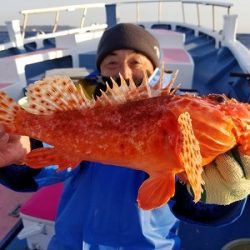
xmin=119 ymin=63 xmax=132 ymax=80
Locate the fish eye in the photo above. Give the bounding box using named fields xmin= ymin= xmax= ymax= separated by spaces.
xmin=207 ymin=94 xmax=227 ymax=103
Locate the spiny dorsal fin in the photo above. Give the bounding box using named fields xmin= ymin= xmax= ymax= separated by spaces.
xmin=25 ymin=75 xmax=95 ymax=114
xmin=0 ymin=91 xmax=21 ymax=128
xmin=24 ymin=69 xmax=179 ymax=114
xmin=95 ymin=69 xmax=179 ymax=107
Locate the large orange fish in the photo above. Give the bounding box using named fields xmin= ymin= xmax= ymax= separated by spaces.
xmin=0 ymin=74 xmax=249 ymax=210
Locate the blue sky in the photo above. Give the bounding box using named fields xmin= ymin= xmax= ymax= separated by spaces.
xmin=0 ymin=0 xmax=249 ymax=33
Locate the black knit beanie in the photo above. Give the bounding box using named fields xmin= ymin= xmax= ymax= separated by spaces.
xmin=96 ymin=23 xmax=160 ymax=71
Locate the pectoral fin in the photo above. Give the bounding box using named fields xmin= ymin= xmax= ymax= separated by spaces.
xmin=137 ymin=173 xmax=175 ymax=210
xmin=178 ymin=112 xmax=204 ymax=202
xmin=24 ymin=148 xmax=80 ymax=170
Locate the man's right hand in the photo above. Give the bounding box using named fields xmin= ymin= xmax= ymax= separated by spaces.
xmin=0 ymin=125 xmax=30 ymax=167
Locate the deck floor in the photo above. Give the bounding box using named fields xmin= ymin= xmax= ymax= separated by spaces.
xmin=0 ymin=185 xmax=34 ymax=241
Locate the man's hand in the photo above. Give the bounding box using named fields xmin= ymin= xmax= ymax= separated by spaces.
xmin=199 ymin=148 xmax=250 ymax=205
xmin=0 ymin=125 xmax=30 ymax=167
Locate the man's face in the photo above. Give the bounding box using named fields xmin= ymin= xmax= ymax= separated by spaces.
xmin=100 ymin=49 xmax=154 ymax=85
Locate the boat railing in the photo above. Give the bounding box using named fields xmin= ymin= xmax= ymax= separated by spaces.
xmin=114 ymin=1 xmax=250 ymax=73
xmin=2 ymin=1 xmax=234 ymax=51
xmin=20 ymin=3 xmax=106 ymax=39
xmin=181 ymin=0 xmax=232 ymax=31
xmin=114 ymin=0 xmax=233 ymax=46
xmin=3 ymin=1 xmax=249 ymax=74
xmin=116 ymin=0 xmax=232 ymax=29
xmin=0 ymin=3 xmax=108 ymax=51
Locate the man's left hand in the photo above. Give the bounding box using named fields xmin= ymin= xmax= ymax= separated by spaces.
xmin=199 ymin=148 xmax=250 ymax=205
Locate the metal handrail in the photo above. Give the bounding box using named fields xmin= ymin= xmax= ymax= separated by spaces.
xmin=116 ymin=0 xmax=233 ymax=32
xmin=20 ymin=3 xmax=105 ymax=39
xmin=18 ymin=1 xmax=234 ymax=41
xmin=182 ymin=0 xmax=232 ymax=31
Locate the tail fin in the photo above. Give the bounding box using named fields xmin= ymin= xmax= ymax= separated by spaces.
xmin=0 ymin=91 xmax=20 ymax=133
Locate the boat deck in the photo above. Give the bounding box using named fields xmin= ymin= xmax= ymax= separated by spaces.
xmin=179 ymin=198 xmax=250 ymax=250
xmin=0 ymin=185 xmax=33 ymax=250
xmin=0 ymin=185 xmax=33 ymax=241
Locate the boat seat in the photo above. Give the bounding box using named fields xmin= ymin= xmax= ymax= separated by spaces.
xmin=19 ymin=182 xmax=63 ymax=222
xmin=148 ymin=28 xmax=185 ymax=49
xmin=0 ymin=82 xmax=14 ymax=90
xmin=161 ymin=48 xmax=194 ymax=89
xmin=55 ymin=31 xmax=103 ymax=54
xmin=148 ymin=28 xmax=194 ymax=89
xmin=0 ymin=48 xmax=79 ymax=100
xmin=0 ymin=82 xmax=25 ymax=100
xmin=18 ymin=182 xmax=63 ymax=250
xmin=56 ymin=32 xmax=103 ymax=70
xmin=45 ymin=67 xmax=91 ymax=78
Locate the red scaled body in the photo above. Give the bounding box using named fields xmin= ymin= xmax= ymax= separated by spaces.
xmin=0 ymin=76 xmax=249 ymax=209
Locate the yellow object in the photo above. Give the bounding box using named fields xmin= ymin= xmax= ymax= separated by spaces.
xmin=197 ymin=148 xmax=250 ymax=205
xmin=75 ymin=79 xmax=97 ymax=100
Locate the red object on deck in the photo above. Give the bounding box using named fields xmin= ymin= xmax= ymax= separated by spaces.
xmin=0 ymin=83 xmax=13 ymax=89
xmin=161 ymin=48 xmax=192 ymax=64
xmin=20 ymin=182 xmax=64 ymax=221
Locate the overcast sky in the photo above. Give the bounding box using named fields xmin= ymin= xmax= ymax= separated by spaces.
xmin=0 ymin=0 xmax=249 ymax=33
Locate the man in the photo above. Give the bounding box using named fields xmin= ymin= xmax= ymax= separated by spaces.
xmin=0 ymin=23 xmax=250 ymax=250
